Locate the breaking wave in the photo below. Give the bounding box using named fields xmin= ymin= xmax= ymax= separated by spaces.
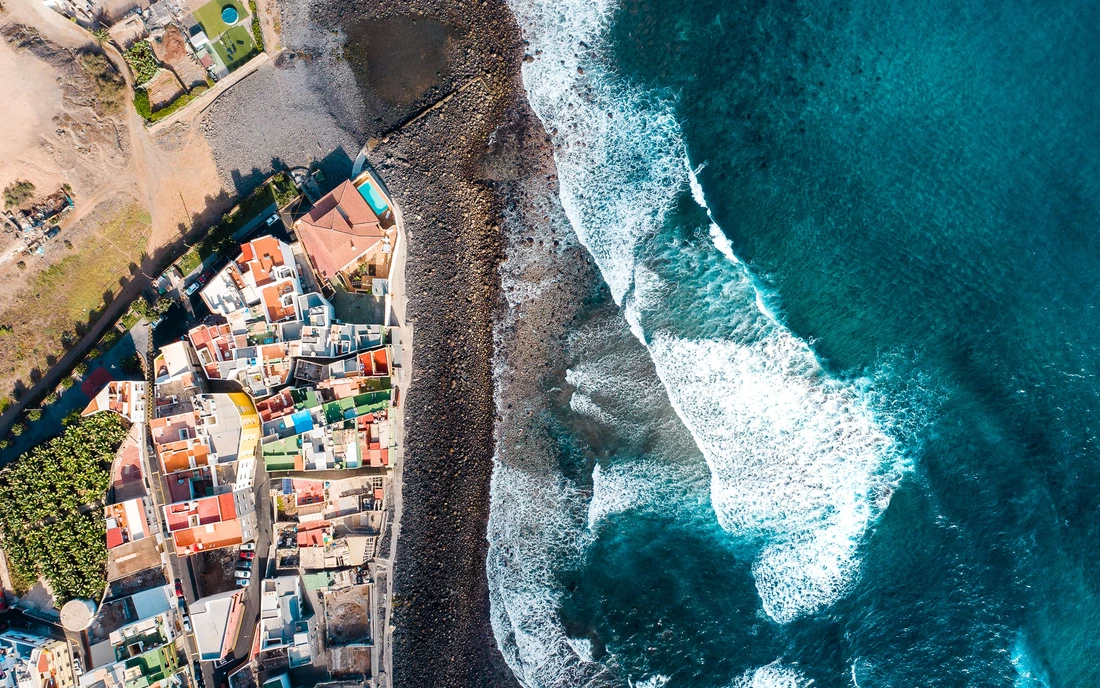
xmin=730 ymin=662 xmax=813 ymax=688
xmin=507 ymin=0 xmax=911 ymax=633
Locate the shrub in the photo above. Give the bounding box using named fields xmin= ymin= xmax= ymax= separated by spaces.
xmin=25 ymin=409 xmax=41 ymax=422
xmin=15 ymin=261 xmax=25 ymax=271
xmin=73 ymin=362 xmax=89 ymax=376
xmin=133 ymin=88 xmax=152 ymax=121
xmin=123 ymin=41 xmax=159 ymax=84
xmin=121 ymin=354 xmax=144 ymax=376
xmin=147 ymin=86 xmax=207 ymax=123
xmin=9 ymin=423 xmax=25 ymax=437
xmin=249 ymin=1 xmax=264 ymax=51
xmin=0 ymin=439 xmax=9 ymax=451
xmin=59 ymin=376 xmax=75 ymax=390
xmin=77 ymin=51 xmax=126 ymax=116
xmin=87 ymin=347 xmax=102 ymax=359
xmin=3 ymin=180 xmax=35 ymax=209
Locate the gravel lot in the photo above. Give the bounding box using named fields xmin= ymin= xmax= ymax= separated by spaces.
xmin=199 ymin=41 xmax=364 ymax=195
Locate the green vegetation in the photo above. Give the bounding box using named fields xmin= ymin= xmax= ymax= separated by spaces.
xmin=3 ymin=180 xmax=35 ymax=209
xmin=195 ymin=183 xmax=276 ymax=260
xmin=92 ymin=27 xmax=110 ymax=44
xmin=147 ymin=86 xmax=208 ymax=123
xmin=123 ymin=41 xmax=160 ymax=84
xmin=25 ymin=409 xmax=41 ymax=422
xmin=77 ymin=51 xmax=125 ymax=115
xmin=0 ymin=413 xmax=126 ymax=602
xmin=193 ymin=0 xmax=248 ymax=38
xmin=249 ymin=0 xmax=263 ymax=51
xmin=121 ymin=354 xmax=144 ymax=376
xmin=212 ymin=25 xmax=257 ymax=72
xmin=271 ymin=172 xmax=299 ymax=208
xmin=9 ymin=423 xmax=25 ymax=437
xmin=177 ymin=247 xmax=202 ymax=275
xmin=133 ymin=88 xmax=152 ymax=121
xmin=73 ymin=362 xmax=89 ymax=376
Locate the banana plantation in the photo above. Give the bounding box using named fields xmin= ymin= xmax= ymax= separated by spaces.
xmin=0 ymin=413 xmax=127 ymax=602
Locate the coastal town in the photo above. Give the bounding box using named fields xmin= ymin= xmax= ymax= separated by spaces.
xmin=0 ymin=0 xmax=522 ymax=677
xmin=0 ymin=159 xmax=406 ymax=688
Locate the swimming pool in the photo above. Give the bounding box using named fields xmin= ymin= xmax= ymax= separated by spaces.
xmin=356 ymin=179 xmax=390 ymax=216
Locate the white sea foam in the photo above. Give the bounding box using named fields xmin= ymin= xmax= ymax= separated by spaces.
xmin=486 ymin=461 xmax=607 ymax=688
xmin=1011 ymin=633 xmax=1052 ymax=688
xmin=731 ymin=661 xmax=813 ymax=688
xmin=631 ymin=675 xmax=670 ymax=688
xmin=507 ymin=0 xmax=911 ymax=631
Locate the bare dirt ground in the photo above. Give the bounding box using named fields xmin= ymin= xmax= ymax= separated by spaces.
xmin=0 ymin=0 xmax=232 ymax=405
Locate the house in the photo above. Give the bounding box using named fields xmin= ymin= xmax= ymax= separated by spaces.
xmin=0 ymin=631 xmax=77 ymax=688
xmin=293 ymin=181 xmax=396 ymax=291
xmin=190 ymin=590 xmax=246 ymax=662
xmin=82 ymin=381 xmax=147 ymax=424
xmin=256 ymin=577 xmax=313 ymax=668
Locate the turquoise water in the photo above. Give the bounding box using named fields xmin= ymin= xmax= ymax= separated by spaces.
xmin=489 ymin=0 xmax=1100 ymax=686
xmin=357 ymin=180 xmax=390 ymax=215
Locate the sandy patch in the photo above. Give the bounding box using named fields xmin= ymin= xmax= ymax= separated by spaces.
xmin=0 ymin=37 xmax=65 ymax=194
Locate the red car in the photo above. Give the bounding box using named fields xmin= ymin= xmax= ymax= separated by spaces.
xmin=175 ymin=579 xmax=185 ymax=599
xmin=239 ymin=551 xmax=255 ymax=560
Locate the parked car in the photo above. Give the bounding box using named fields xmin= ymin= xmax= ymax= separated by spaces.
xmin=233 ymin=569 xmax=251 ymax=580
xmin=235 ymin=578 xmax=249 ymax=588
xmin=174 ymin=579 xmax=184 ymax=599
xmin=184 ymin=281 xmax=201 ymax=297
xmin=239 ymin=542 xmax=256 ymax=551
xmin=73 ymin=658 xmax=83 ymax=677
xmin=239 ymin=551 xmax=255 ymax=560
xmin=181 ymin=614 xmax=192 ymax=633
xmin=192 ymin=660 xmax=205 ymax=688
xmin=236 ymin=560 xmax=253 ymax=571
xmin=265 ymin=213 xmax=279 ymax=226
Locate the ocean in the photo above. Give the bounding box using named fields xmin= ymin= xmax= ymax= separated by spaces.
xmin=487 ymin=0 xmax=1100 ymax=686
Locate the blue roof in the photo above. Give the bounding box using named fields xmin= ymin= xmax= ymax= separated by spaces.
xmin=292 ymin=410 xmax=314 ymax=434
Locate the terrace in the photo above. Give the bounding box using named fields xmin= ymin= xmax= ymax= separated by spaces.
xmin=190 ymin=0 xmax=257 ymax=74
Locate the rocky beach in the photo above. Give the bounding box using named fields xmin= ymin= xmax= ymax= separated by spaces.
xmin=198 ymin=0 xmax=577 ymax=684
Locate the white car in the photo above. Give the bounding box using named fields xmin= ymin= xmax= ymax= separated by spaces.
xmin=235 ymin=578 xmax=249 ymax=588
xmin=234 ymin=569 xmax=251 ymax=580
xmin=239 ymin=542 xmax=256 ymax=551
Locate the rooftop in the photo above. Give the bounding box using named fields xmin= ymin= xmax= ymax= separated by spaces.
xmin=294 ymin=181 xmax=391 ymax=283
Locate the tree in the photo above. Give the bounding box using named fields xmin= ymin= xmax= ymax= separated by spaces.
xmin=73 ymin=362 xmax=89 ymax=376
xmin=25 ymin=409 xmax=41 ymax=422
xmin=9 ymin=423 xmax=25 ymax=437
xmin=3 ymin=180 xmax=35 ymax=209
xmin=62 ymin=410 xmax=82 ymax=427
xmin=92 ymin=27 xmax=110 ymax=44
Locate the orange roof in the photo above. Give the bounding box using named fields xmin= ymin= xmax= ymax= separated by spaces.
xmin=239 ymin=236 xmax=285 ymax=286
xmin=218 ymin=492 xmax=237 ymax=520
xmin=261 ymin=282 xmax=296 ymax=323
xmin=296 ymin=180 xmax=385 ymax=281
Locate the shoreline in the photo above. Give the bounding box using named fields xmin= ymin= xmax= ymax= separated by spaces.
xmin=317 ymin=0 xmax=539 ymax=685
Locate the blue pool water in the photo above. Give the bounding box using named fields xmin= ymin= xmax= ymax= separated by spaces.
xmin=357 ymin=180 xmax=390 ymax=215
xmin=488 ymin=0 xmax=1100 ymax=686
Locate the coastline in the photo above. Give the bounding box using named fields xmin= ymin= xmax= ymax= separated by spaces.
xmin=195 ymin=0 xmax=563 ymax=680
xmin=331 ymin=2 xmax=546 ymax=687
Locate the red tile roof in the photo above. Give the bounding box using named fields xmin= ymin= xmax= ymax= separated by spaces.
xmin=296 ymin=180 xmax=385 ymax=282
xmin=106 ymin=528 xmax=124 ymax=549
